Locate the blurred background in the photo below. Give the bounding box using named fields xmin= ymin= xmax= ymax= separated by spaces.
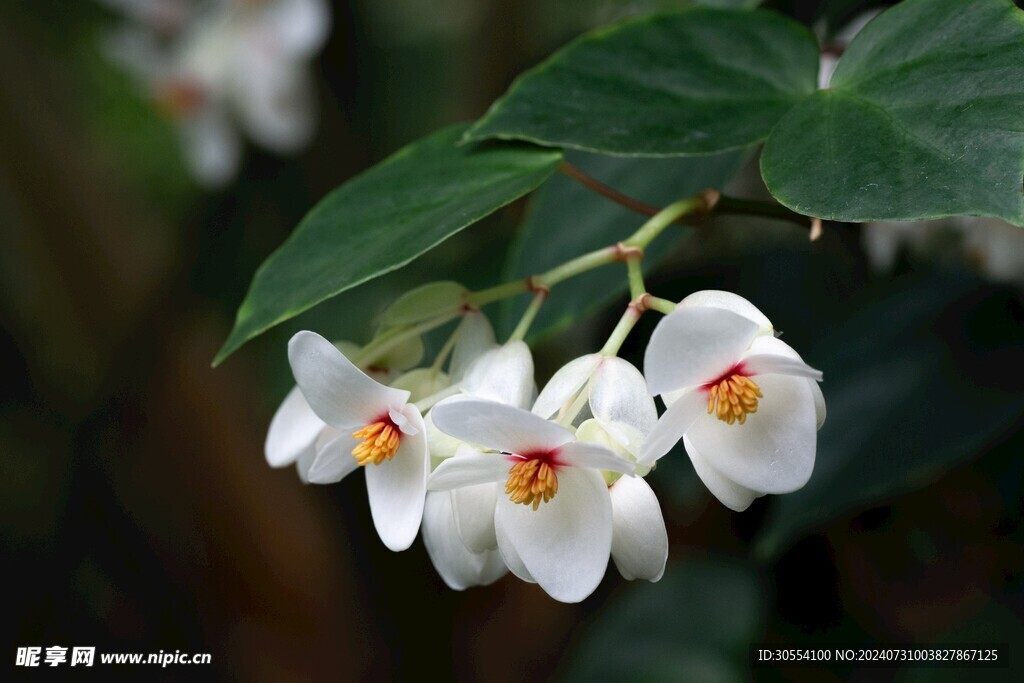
xmin=2 ymin=0 xmax=1022 ymax=680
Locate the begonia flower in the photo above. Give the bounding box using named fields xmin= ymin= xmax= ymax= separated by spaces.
xmin=287 ymin=331 xmax=427 ymax=551
xmin=428 ymin=399 xmax=635 ymax=602
xmin=642 ymin=291 xmax=825 ymax=512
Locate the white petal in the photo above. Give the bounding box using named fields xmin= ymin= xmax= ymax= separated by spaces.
xmin=424 ymin=410 xmax=464 ymax=460
xmin=265 ymin=385 xmax=325 ymax=467
xmin=686 ymin=374 xmax=817 ymax=494
xmin=590 ymin=358 xmax=657 ymax=454
xmin=644 ymin=307 xmax=759 ymax=396
xmin=811 ymin=381 xmax=827 ymax=430
xmin=364 ymin=406 xmax=428 ymax=551
xmin=609 ymin=476 xmax=668 ymax=582
xmin=461 ymin=341 xmax=535 ymax=409
xmin=639 ymin=389 xmax=707 ymax=464
xmin=495 ymin=467 xmax=612 ymax=603
xmin=449 ymin=312 xmax=496 ymax=382
xmin=742 ymin=331 xmax=822 ymax=380
xmin=294 ymin=437 xmax=319 ymax=483
xmin=262 ymin=0 xmax=331 ymax=57
xmin=558 ymin=441 xmax=636 ymax=476
xmin=677 ymin=290 xmax=773 ymax=334
xmin=233 ymin=55 xmax=316 ymax=153
xmin=430 ymin=398 xmax=574 ymax=455
xmin=741 ymin=354 xmax=823 ymax=381
xmin=179 ymin=106 xmax=240 ymax=187
xmin=422 ymin=492 xmax=507 ymax=591
xmin=452 ymin=482 xmax=500 ymax=553
xmin=288 ymin=331 xmax=409 ymax=429
xmin=532 ymin=355 xmax=601 ymax=419
xmin=495 ymin=511 xmax=535 ymax=583
xmin=307 ymin=428 xmax=360 ymax=484
xmin=428 ymin=450 xmax=509 ymax=491
xmin=684 ymin=435 xmax=760 ymax=512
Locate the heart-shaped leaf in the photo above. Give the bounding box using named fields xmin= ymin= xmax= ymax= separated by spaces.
xmin=762 ymin=0 xmax=1024 ymax=225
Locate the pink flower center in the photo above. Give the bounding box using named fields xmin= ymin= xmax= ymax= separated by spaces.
xmin=702 ymin=365 xmax=763 ymax=426
xmin=505 ymin=449 xmax=561 ymax=510
xmin=351 ymin=415 xmax=401 ymax=466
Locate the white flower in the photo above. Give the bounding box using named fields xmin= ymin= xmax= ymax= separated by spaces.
xmin=264 ymin=337 xmax=420 ymax=482
xmin=642 ymin=291 xmax=825 ymax=512
xmin=287 ymin=331 xmax=428 ymax=552
xmin=104 ymin=0 xmax=330 ymax=186
xmin=534 ymin=354 xmax=669 ymax=582
xmin=428 ymin=399 xmax=635 ymax=603
xmin=422 ymin=335 xmax=534 ymax=591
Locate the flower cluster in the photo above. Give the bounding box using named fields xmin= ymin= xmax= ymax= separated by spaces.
xmin=99 ymin=0 xmax=331 ymax=186
xmin=266 ymin=289 xmax=824 ymax=602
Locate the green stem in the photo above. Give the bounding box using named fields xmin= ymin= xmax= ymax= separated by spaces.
xmin=508 ymin=290 xmax=547 ymax=342
xmin=467 ymin=279 xmax=530 ymax=307
xmin=354 ymin=312 xmax=460 ymax=368
xmin=646 ymin=296 xmax=677 ymax=315
xmin=431 ymin=318 xmax=464 ymax=371
xmin=624 ymin=196 xmax=705 ymax=250
xmin=599 ymin=304 xmax=642 ymax=357
xmin=533 ymin=246 xmax=618 ymax=290
xmin=626 ymin=258 xmax=645 ymax=301
xmin=557 ymin=377 xmax=593 ymax=428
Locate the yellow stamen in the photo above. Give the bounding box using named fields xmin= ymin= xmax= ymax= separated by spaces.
xmin=706 ymin=374 xmax=762 ymax=425
xmin=505 ymin=459 xmax=559 ymax=510
xmin=351 ymin=420 xmax=401 ymax=466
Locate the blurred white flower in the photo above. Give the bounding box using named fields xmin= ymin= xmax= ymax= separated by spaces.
xmin=429 ymin=399 xmax=635 ymax=603
xmin=287 ymin=331 xmax=428 ymax=552
xmin=642 ymin=291 xmax=825 ymax=512
xmin=102 ymin=0 xmax=331 ymax=186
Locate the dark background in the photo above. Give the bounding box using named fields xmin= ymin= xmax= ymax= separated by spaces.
xmin=2 ymin=0 xmax=1022 ymax=680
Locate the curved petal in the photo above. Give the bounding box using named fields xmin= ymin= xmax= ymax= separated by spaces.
xmin=364 ymin=406 xmax=428 ymax=551
xmin=609 ymin=476 xmax=668 ymax=582
xmin=677 ymin=290 xmax=773 ymax=334
xmin=422 ymin=492 xmax=508 ymax=591
xmin=288 ymin=331 xmax=409 ymax=429
xmin=294 ymin=438 xmax=319 ymax=483
xmin=741 ymin=335 xmax=823 ymax=382
xmin=428 ymin=450 xmax=509 ymax=491
xmin=452 ymin=482 xmax=500 ymax=553
xmin=461 ymin=341 xmax=534 ymax=409
xmin=307 ymin=427 xmax=360 ymax=484
xmin=686 ymin=374 xmax=817 ymax=494
xmin=262 ymin=0 xmax=331 ymax=58
xmin=233 ymin=54 xmax=316 ymax=152
xmin=811 ymin=381 xmax=827 ymax=430
xmin=532 ymin=355 xmax=601 ymax=419
xmin=591 ymin=358 xmax=657 ymax=453
xmin=265 ymin=385 xmax=326 ymax=467
xmin=684 ymin=435 xmax=760 ymax=512
xmin=449 ymin=312 xmax=496 ymax=382
xmin=430 ymin=398 xmax=573 ymax=454
xmin=558 ymin=441 xmax=635 ymax=476
xmin=644 ymin=307 xmax=759 ymax=396
xmin=495 ymin=467 xmax=612 ymax=603
xmin=639 ymin=389 xmax=707 ymax=465
xmin=495 ymin=511 xmax=535 ymax=583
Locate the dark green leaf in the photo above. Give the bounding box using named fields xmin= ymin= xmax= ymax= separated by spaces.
xmin=762 ymin=0 xmax=1024 ymax=225
xmin=499 ymin=149 xmax=750 ymax=339
xmin=754 ymin=273 xmax=1024 ymax=560
xmin=214 ymin=124 xmax=562 ymax=365
xmin=465 ymin=9 xmax=818 ymax=156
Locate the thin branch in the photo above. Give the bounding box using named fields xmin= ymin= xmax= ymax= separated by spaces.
xmin=558 ymin=160 xmax=813 ymax=230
